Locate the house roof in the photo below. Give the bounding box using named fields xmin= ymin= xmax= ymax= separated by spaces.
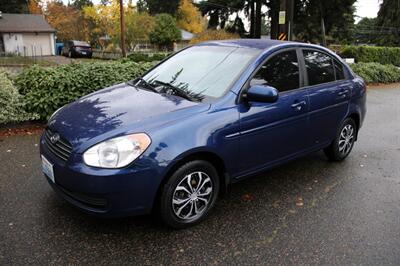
xmin=180 ymin=29 xmax=194 ymax=41
xmin=0 ymin=13 xmax=56 ymax=33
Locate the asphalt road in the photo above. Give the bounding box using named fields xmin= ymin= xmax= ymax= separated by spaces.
xmin=1 ymin=84 xmax=400 ymax=265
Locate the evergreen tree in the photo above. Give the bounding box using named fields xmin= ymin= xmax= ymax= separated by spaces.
xmin=0 ymin=0 xmax=29 ymax=13
xmin=377 ymin=0 xmax=400 ymax=46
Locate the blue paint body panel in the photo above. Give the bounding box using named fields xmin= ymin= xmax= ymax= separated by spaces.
xmin=40 ymin=40 xmax=367 ymax=217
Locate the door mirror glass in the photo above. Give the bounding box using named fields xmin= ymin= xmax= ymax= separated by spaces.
xmin=246 ymin=85 xmax=279 ymax=103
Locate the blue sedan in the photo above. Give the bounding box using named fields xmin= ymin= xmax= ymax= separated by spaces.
xmin=40 ymin=40 xmax=367 ymax=228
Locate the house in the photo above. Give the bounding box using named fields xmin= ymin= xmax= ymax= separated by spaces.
xmin=0 ymin=12 xmax=56 ymax=56
xmin=174 ymin=29 xmax=195 ymax=51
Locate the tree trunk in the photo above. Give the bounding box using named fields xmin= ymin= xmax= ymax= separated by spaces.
xmin=254 ymin=0 xmax=262 ymax=38
xmin=249 ymin=0 xmax=255 ymax=38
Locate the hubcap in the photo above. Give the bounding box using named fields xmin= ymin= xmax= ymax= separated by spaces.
xmin=338 ymin=124 xmax=354 ymax=155
xmin=172 ymin=171 xmax=213 ymax=221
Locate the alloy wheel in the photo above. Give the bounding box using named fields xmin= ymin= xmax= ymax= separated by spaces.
xmin=172 ymin=171 xmax=213 ymax=221
xmin=338 ymin=124 xmax=354 ymax=156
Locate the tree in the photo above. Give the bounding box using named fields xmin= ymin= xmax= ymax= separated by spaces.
xmin=28 ymin=0 xmax=43 ymax=14
xmin=354 ymin=17 xmax=379 ymax=45
xmin=144 ymin=0 xmax=180 ymax=15
xmin=377 ymin=0 xmax=400 ymax=46
xmin=176 ymin=0 xmax=204 ymax=34
xmin=289 ymin=0 xmax=356 ymax=44
xmin=82 ymin=2 xmax=119 ymax=47
xmin=149 ymin=13 xmax=181 ymax=48
xmin=136 ymin=0 xmax=148 ymax=13
xmin=0 ymin=0 xmax=29 ymax=13
xmin=72 ymin=0 xmax=93 ymax=10
xmin=198 ymin=0 xmax=247 ymax=30
xmin=125 ymin=12 xmax=155 ymax=48
xmin=46 ymin=1 xmax=87 ymax=42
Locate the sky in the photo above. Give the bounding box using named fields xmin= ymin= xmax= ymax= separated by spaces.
xmin=61 ymin=0 xmax=381 ymax=22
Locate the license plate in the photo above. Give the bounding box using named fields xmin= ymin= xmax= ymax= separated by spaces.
xmin=41 ymin=155 xmax=55 ymax=183
xmin=81 ymin=51 xmax=87 ymax=55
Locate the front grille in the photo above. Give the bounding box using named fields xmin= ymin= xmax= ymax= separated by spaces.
xmin=44 ymin=129 xmax=72 ymax=161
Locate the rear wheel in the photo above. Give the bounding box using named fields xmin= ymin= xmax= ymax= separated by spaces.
xmin=324 ymin=118 xmax=357 ymax=161
xmin=159 ymin=160 xmax=219 ymax=229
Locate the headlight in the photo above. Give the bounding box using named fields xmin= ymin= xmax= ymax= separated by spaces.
xmin=83 ymin=133 xmax=151 ymax=168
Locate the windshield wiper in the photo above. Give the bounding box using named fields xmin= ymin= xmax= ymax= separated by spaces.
xmin=152 ymin=80 xmax=202 ymax=102
xmin=127 ymin=78 xmax=159 ymax=93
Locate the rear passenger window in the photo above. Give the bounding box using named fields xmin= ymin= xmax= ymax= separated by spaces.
xmin=303 ymin=50 xmax=335 ymax=86
xmin=334 ymin=60 xmax=345 ymax=80
xmin=250 ymin=50 xmax=300 ymax=93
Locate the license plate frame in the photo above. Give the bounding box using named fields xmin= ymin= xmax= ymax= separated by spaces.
xmin=41 ymin=155 xmax=55 ymax=183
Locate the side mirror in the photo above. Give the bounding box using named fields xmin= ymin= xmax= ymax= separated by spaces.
xmin=245 ymin=85 xmax=279 ymax=103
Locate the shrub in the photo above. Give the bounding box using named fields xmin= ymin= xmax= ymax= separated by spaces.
xmin=341 ymin=46 xmax=400 ymax=66
xmin=350 ymin=62 xmax=400 ymax=84
xmin=14 ymin=61 xmax=156 ymax=120
xmin=126 ymin=52 xmax=170 ymax=62
xmin=190 ymin=29 xmax=240 ymax=44
xmin=0 ymin=69 xmax=38 ymax=125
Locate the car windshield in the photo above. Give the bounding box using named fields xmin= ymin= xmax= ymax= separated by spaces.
xmin=141 ymin=45 xmax=260 ymax=102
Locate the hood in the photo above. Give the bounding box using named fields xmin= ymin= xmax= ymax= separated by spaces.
xmin=48 ymin=83 xmax=208 ymax=148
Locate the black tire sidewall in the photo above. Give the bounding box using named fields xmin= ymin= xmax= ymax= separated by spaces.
xmin=160 ymin=160 xmax=220 ymax=229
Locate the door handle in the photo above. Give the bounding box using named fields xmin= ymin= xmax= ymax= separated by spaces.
xmin=338 ymin=89 xmax=349 ymax=96
xmin=291 ymin=100 xmax=306 ymax=111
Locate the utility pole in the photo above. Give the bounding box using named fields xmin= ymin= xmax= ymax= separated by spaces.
xmin=278 ymin=0 xmax=287 ymax=40
xmin=277 ymin=0 xmax=294 ymax=41
xmin=119 ymin=0 xmax=126 ymax=57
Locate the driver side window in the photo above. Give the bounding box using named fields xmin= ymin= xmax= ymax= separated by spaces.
xmin=250 ymin=50 xmax=300 ymax=93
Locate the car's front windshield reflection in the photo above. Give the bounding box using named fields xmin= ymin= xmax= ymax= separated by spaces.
xmin=142 ymin=45 xmax=260 ymax=102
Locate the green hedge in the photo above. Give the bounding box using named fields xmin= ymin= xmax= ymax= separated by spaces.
xmin=126 ymin=52 xmax=170 ymax=62
xmin=350 ymin=62 xmax=400 ymax=84
xmin=341 ymin=46 xmax=400 ymax=66
xmin=0 ymin=69 xmax=38 ymax=124
xmin=14 ymin=61 xmax=156 ymax=120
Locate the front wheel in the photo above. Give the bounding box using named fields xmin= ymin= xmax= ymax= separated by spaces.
xmin=324 ymin=118 xmax=357 ymax=161
xmin=159 ymin=160 xmax=220 ymax=229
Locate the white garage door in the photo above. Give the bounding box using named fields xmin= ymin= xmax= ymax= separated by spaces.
xmin=22 ymin=33 xmax=53 ymax=56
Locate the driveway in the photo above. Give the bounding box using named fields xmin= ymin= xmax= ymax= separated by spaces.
xmin=1 ymin=84 xmax=400 ymax=265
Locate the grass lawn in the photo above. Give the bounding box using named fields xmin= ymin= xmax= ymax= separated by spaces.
xmin=0 ymin=56 xmax=57 ymax=67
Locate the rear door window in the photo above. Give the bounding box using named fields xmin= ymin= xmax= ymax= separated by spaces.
xmin=303 ymin=50 xmax=335 ymax=86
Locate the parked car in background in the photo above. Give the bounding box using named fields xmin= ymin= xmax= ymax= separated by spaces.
xmin=61 ymin=40 xmax=92 ymax=58
xmin=40 ymin=40 xmax=366 ymax=228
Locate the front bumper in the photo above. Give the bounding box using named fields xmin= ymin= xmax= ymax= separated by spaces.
xmin=40 ymin=133 xmax=166 ymax=218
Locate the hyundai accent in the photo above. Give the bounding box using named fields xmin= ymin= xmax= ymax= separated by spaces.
xmin=40 ymin=40 xmax=367 ymax=228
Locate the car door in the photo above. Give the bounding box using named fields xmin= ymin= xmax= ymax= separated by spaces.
xmin=237 ymin=48 xmax=311 ymax=175
xmin=301 ymin=49 xmax=351 ymax=146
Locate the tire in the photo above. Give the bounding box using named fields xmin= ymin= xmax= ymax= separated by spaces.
xmin=324 ymin=118 xmax=357 ymax=161
xmin=159 ymin=160 xmax=220 ymax=229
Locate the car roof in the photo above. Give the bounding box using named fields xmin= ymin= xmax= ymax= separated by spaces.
xmin=196 ymin=39 xmax=300 ymax=50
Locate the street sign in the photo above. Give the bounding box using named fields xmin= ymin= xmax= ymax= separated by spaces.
xmin=278 ymin=33 xmax=287 ymax=40
xmin=279 ymin=11 xmax=286 ymax=25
